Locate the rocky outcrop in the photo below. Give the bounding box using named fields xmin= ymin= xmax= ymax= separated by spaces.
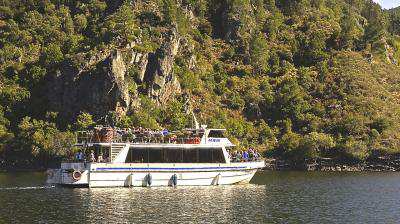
xmin=131 ymin=52 xmax=149 ymax=83
xmin=48 ymin=49 xmax=135 ymax=120
xmin=47 ymin=28 xmax=185 ymax=120
xmin=384 ymin=41 xmax=398 ymax=65
xmin=144 ymin=28 xmax=182 ymax=105
xmin=109 ymin=50 xmax=131 ymax=117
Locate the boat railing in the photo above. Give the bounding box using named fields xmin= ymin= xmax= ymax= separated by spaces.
xmin=230 ymin=157 xmax=264 ymax=162
xmin=228 ymin=150 xmax=263 ymax=163
xmin=76 ymin=130 xmax=202 ymax=145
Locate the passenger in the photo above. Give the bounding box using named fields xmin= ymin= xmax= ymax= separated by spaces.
xmin=255 ymin=151 xmax=261 ymax=160
xmin=248 ymin=149 xmax=253 ymax=161
xmin=170 ymin=135 xmax=177 ymax=144
xmin=227 ymin=149 xmax=232 ymax=161
xmin=230 ymin=150 xmax=236 ymax=162
xmin=90 ymin=151 xmax=95 ymax=163
xmin=243 ymin=150 xmax=249 ymax=161
xmin=75 ymin=151 xmax=80 ymax=162
xmin=235 ymin=151 xmax=242 ymax=162
xmin=98 ymin=153 xmax=103 ymax=163
xmin=77 ymin=151 xmax=84 ymax=162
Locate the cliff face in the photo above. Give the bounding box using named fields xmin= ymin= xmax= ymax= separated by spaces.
xmin=145 ymin=29 xmax=182 ymax=105
xmin=47 ymin=28 xmax=183 ymax=120
xmin=48 ymin=50 xmax=131 ymax=119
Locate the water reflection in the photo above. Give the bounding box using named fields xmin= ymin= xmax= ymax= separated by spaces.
xmin=75 ymin=185 xmax=268 ymax=224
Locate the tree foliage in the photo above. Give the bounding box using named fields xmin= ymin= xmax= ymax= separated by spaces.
xmin=1 ymin=0 xmax=400 ymax=168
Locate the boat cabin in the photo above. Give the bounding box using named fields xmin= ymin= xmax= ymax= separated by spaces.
xmin=75 ymin=145 xmax=229 ymax=164
xmin=73 ymin=126 xmax=237 ymax=164
xmin=125 ymin=146 xmax=226 ymax=163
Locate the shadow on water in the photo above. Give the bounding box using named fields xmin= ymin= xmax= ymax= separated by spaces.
xmin=1 ymin=171 xmax=400 ymax=223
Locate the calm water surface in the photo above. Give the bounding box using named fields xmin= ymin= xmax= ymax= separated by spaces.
xmin=0 ymin=171 xmax=399 ymax=223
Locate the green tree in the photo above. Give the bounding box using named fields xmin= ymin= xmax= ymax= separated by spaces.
xmin=103 ymin=3 xmax=139 ymax=44
xmin=15 ymin=117 xmax=74 ymax=167
xmin=249 ymin=32 xmax=270 ymax=74
xmin=0 ymin=107 xmax=14 ymax=157
xmin=339 ymin=9 xmax=364 ymax=49
xmin=161 ymin=99 xmax=189 ymax=130
xmin=75 ymin=112 xmax=95 ymax=130
xmin=361 ymin=1 xmax=388 ymax=50
xmin=301 ymin=132 xmax=335 ymax=157
xmin=274 ymin=78 xmax=310 ymax=128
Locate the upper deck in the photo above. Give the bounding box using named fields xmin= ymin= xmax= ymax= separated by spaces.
xmin=75 ymin=126 xmax=235 ymax=148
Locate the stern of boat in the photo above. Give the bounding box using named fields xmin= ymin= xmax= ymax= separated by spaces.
xmin=47 ymin=163 xmax=89 ymax=187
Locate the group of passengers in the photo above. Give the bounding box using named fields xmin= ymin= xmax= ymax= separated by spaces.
xmin=115 ymin=127 xmax=169 ymax=137
xmin=228 ymin=148 xmax=261 ymax=162
xmin=74 ymin=150 xmax=109 ymax=163
xmin=98 ymin=126 xmax=205 ymax=143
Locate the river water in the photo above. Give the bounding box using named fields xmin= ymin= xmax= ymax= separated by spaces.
xmin=0 ymin=171 xmax=399 ymax=224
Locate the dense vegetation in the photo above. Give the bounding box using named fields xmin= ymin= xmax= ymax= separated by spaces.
xmin=1 ymin=0 xmax=400 ymax=169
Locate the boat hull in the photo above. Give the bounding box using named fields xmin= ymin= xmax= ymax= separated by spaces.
xmin=47 ymin=161 xmax=264 ymax=187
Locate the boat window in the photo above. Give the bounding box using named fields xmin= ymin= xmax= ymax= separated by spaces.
xmin=125 ymin=147 xmax=225 ymax=163
xmin=183 ymin=148 xmax=198 ymax=163
xmin=164 ymin=148 xmax=182 ymax=163
xmin=148 ymin=148 xmax=163 ymax=163
xmin=125 ymin=148 xmax=133 ymax=163
xmin=126 ymin=148 xmax=148 ymax=163
xmin=208 ymin=130 xmax=225 ymax=138
xmin=197 ymin=148 xmax=224 ymax=163
xmin=198 ymin=148 xmax=212 ymax=163
xmin=212 ymin=148 xmax=225 ymax=163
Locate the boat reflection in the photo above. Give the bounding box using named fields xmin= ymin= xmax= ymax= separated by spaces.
xmin=70 ymin=184 xmax=267 ymax=223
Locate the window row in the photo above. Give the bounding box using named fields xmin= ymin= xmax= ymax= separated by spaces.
xmin=125 ymin=147 xmax=226 ymax=163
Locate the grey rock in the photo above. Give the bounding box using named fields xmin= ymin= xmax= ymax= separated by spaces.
xmin=47 ymin=49 xmax=135 ymax=121
xmin=144 ymin=28 xmax=182 ymax=104
xmin=46 ymin=28 xmax=185 ymax=121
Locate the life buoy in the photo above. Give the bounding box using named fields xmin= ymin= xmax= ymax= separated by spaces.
xmin=72 ymin=170 xmax=82 ymax=181
xmin=47 ymin=170 xmax=54 ymax=179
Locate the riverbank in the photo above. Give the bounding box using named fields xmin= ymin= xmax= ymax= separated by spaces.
xmin=264 ymin=156 xmax=400 ymax=172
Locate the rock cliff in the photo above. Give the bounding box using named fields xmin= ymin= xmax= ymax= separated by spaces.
xmin=144 ymin=28 xmax=182 ymax=104
xmin=47 ymin=29 xmax=183 ymax=121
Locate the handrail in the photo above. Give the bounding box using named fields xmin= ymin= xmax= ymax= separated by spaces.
xmin=76 ymin=130 xmax=203 ymax=145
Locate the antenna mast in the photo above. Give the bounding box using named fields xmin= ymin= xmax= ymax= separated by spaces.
xmin=192 ymin=111 xmax=199 ymax=129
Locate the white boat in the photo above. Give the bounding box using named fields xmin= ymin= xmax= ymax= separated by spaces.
xmin=47 ymin=127 xmax=265 ymax=187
